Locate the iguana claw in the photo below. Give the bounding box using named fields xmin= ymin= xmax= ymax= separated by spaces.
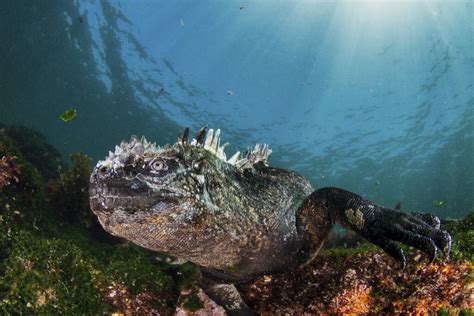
xmin=361 ymin=207 xmax=451 ymax=266
xmin=302 ymin=188 xmax=452 ymax=268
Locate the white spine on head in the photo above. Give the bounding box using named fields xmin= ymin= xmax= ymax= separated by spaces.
xmin=99 ymin=127 xmax=272 ymax=171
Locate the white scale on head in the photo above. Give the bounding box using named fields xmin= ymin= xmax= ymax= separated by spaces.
xmin=199 ymin=128 xmax=272 ymax=170
xmin=100 ymin=127 xmax=273 ymax=171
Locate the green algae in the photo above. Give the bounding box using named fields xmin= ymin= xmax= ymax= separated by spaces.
xmin=0 ymin=130 xmax=48 ymax=226
xmin=47 ymin=153 xmax=98 ymax=230
xmin=59 ymin=108 xmax=77 ymax=122
xmin=0 ymin=127 xmax=202 ymax=314
xmin=0 ymin=124 xmax=63 ymax=181
xmin=0 ymin=226 xmax=109 ymax=314
xmin=434 ymin=200 xmax=446 ymax=208
xmin=179 ymin=286 xmax=205 ymax=312
xmin=442 ymin=214 xmax=474 ymax=262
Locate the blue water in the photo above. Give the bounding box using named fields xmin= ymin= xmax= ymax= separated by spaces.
xmin=0 ymin=1 xmax=472 ymax=217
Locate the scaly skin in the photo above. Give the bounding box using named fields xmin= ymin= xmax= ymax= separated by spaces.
xmin=89 ymin=127 xmax=452 ymax=315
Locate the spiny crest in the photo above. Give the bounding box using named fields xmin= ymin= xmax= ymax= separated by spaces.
xmin=102 ymin=126 xmax=272 ymax=170
xmin=179 ymin=126 xmax=272 ymax=169
xmin=226 ymin=143 xmax=272 ymax=169
xmin=102 ymin=135 xmax=164 ymax=169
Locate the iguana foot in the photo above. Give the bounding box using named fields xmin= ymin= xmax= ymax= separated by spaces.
xmin=364 ymin=208 xmax=451 ymax=268
xmin=298 ymin=187 xmax=452 ymax=268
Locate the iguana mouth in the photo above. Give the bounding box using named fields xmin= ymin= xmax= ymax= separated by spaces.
xmin=89 ymin=180 xmax=182 ymax=215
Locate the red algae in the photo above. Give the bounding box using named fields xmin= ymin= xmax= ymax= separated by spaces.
xmin=241 ymin=250 xmax=472 ymax=314
xmin=0 ymin=149 xmax=21 ymax=191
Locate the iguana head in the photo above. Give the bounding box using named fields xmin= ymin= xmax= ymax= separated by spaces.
xmin=89 ymin=126 xmax=271 ymax=257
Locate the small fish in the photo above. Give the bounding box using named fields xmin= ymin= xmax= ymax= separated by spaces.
xmin=240 ymin=6 xmax=244 ymax=10
xmin=394 ymin=202 xmax=402 ymax=210
xmin=78 ymin=16 xmax=83 ymax=24
xmin=227 ymin=89 xmax=234 ymax=96
xmin=433 ymin=200 xmax=445 ymax=208
xmin=374 ymin=180 xmax=380 ymax=186
xmin=180 ymin=18 xmax=185 ymax=27
xmin=60 ymin=108 xmax=77 ymax=122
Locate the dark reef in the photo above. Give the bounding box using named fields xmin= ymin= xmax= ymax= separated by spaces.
xmin=0 ymin=125 xmax=472 ymax=314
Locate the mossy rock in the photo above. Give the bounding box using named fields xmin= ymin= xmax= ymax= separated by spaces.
xmin=0 ymin=212 xmax=201 ymax=314
xmin=0 ymin=227 xmax=109 ymax=314
xmin=0 ymin=124 xmax=63 ymax=181
xmin=47 ymin=153 xmax=93 ymax=226
xmin=0 ymin=130 xmax=48 ymax=227
xmin=0 ymin=126 xmax=203 ymax=314
xmin=442 ymin=213 xmax=474 ymax=262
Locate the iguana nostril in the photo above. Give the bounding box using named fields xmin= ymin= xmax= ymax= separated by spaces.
xmin=123 ymin=165 xmax=134 ymax=176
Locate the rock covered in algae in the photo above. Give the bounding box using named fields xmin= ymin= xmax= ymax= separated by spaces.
xmin=0 ymin=126 xmax=202 ymax=315
xmin=240 ymin=248 xmax=472 ymax=314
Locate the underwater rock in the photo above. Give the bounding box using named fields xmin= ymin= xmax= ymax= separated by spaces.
xmin=175 ymin=289 xmax=225 ymax=315
xmin=0 ymin=124 xmax=63 ymax=181
xmin=0 ymin=129 xmax=48 ymax=225
xmin=45 ymin=152 xmax=117 ymax=242
xmin=0 ymin=127 xmax=196 ymax=314
xmin=442 ymin=214 xmax=474 ymax=262
xmin=240 ymin=249 xmax=472 ymax=314
xmin=0 ymin=154 xmax=20 ymax=191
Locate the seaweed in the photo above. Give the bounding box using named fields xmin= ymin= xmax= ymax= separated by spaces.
xmin=0 ymin=130 xmax=48 ymax=226
xmin=179 ymin=286 xmax=205 ymax=312
xmin=0 ymin=127 xmax=202 ymax=314
xmin=59 ymin=108 xmax=77 ymax=122
xmin=46 ymin=153 xmax=97 ymax=229
xmin=443 ymin=214 xmax=474 ymax=262
xmin=242 ymin=247 xmax=472 ymax=314
xmin=0 ymin=124 xmax=63 ymax=181
xmin=0 ymin=154 xmax=20 ymax=191
xmin=239 ymin=214 xmax=474 ymax=314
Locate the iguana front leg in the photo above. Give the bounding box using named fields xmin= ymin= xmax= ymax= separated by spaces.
xmin=296 ymin=187 xmax=452 ymax=268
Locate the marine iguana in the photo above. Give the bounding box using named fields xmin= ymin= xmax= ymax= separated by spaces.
xmin=89 ymin=126 xmax=452 ymax=315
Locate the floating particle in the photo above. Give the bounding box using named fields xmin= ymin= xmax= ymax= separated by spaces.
xmin=59 ymin=108 xmax=77 ymax=122
xmin=157 ymin=87 xmax=165 ymax=97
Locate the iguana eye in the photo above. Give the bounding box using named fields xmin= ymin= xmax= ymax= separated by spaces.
xmin=192 ymin=160 xmax=205 ymax=172
xmin=151 ymin=159 xmax=167 ymax=172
